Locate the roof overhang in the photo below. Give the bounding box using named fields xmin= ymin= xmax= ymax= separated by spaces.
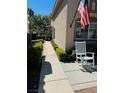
xmin=50 ymin=0 xmax=62 ymax=19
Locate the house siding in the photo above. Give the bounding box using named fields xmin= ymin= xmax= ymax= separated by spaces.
xmin=51 ymin=0 xmax=68 ymax=51
xmin=66 ymin=0 xmax=80 ymax=51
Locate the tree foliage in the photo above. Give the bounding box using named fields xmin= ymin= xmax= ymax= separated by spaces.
xmin=27 ymin=8 xmax=34 ymax=16
xmin=27 ymin=8 xmax=49 ymax=34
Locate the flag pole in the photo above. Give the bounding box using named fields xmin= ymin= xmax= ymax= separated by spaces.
xmin=70 ymin=0 xmax=81 ymax=28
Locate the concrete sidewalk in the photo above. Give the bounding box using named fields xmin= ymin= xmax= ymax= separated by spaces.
xmin=38 ymin=41 xmax=74 ymax=93
xmin=61 ymin=63 xmax=97 ymax=93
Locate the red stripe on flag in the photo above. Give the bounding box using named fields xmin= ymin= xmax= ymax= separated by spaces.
xmin=81 ymin=18 xmax=85 ymax=29
xmin=78 ymin=0 xmax=90 ymax=30
xmin=84 ymin=5 xmax=90 ymax=24
xmin=79 ymin=8 xmax=87 ymax=26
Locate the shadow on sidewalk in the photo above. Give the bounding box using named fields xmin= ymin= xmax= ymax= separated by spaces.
xmin=81 ymin=65 xmax=97 ymax=73
xmin=38 ymin=56 xmax=52 ymax=93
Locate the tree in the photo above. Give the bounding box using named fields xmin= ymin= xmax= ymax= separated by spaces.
xmin=27 ymin=8 xmax=35 ymax=26
xmin=41 ymin=16 xmax=49 ymax=27
xmin=27 ymin=8 xmax=34 ymax=17
xmin=27 ymin=8 xmax=50 ymax=36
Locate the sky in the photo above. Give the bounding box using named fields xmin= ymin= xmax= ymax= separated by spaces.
xmin=27 ymin=0 xmax=56 ymax=15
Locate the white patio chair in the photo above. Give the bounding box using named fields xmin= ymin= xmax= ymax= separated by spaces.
xmin=75 ymin=41 xmax=95 ymax=68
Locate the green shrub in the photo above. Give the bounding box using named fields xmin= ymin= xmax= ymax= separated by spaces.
xmin=32 ymin=40 xmax=43 ymax=48
xmin=32 ymin=39 xmax=44 ymax=44
xmin=36 ymin=35 xmax=42 ymax=39
xmin=34 ymin=39 xmax=44 ymax=43
xmin=27 ymin=40 xmax=43 ymax=70
xmin=51 ymin=40 xmax=76 ymax=62
xmin=40 ymin=39 xmax=44 ymax=43
xmin=66 ymin=49 xmax=76 ymax=61
xmin=70 ymin=50 xmax=76 ymax=60
xmin=33 ymin=42 xmax=42 ymax=48
xmin=32 ymin=40 xmax=40 ymax=45
xmin=51 ymin=40 xmax=58 ymax=50
xmin=56 ymin=48 xmax=67 ymax=61
xmin=44 ymin=33 xmax=52 ymax=41
xmin=32 ymin=40 xmax=43 ymax=57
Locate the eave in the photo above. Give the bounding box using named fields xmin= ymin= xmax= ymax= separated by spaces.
xmin=51 ymin=0 xmax=62 ymax=19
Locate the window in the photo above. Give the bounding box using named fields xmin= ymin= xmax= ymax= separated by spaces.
xmin=74 ymin=19 xmax=97 ymax=41
xmin=74 ymin=19 xmax=88 ymax=41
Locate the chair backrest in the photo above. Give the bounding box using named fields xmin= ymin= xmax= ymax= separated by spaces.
xmin=75 ymin=41 xmax=86 ymax=54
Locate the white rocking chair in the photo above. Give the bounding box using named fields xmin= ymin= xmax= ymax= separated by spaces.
xmin=75 ymin=41 xmax=95 ymax=68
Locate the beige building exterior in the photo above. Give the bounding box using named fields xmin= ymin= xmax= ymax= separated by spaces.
xmin=51 ymin=0 xmax=97 ymax=51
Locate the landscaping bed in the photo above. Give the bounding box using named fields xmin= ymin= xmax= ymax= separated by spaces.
xmin=27 ymin=39 xmax=44 ymax=93
xmin=51 ymin=40 xmax=97 ymax=64
xmin=51 ymin=40 xmax=76 ymax=62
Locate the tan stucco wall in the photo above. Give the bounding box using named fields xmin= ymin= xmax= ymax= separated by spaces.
xmin=66 ymin=0 xmax=80 ymax=51
xmin=51 ymin=0 xmax=68 ymax=51
xmin=51 ymin=0 xmax=82 ymax=51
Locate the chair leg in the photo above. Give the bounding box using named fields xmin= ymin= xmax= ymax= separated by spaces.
xmin=75 ymin=58 xmax=78 ymax=63
xmin=81 ymin=58 xmax=83 ymax=66
xmin=92 ymin=59 xmax=95 ymax=68
xmin=85 ymin=59 xmax=87 ymax=65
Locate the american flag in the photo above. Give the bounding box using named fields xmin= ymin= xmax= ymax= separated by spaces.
xmin=78 ymin=0 xmax=90 ymax=30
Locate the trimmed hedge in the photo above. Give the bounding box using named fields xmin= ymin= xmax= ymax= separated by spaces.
xmin=56 ymin=48 xmax=67 ymax=61
xmin=51 ymin=40 xmax=76 ymax=62
xmin=27 ymin=40 xmax=43 ymax=70
xmin=51 ymin=40 xmax=58 ymax=50
xmin=56 ymin=48 xmax=76 ymax=62
xmin=32 ymin=39 xmax=44 ymax=44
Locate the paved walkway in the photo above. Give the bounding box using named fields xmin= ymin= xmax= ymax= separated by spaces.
xmin=38 ymin=41 xmax=74 ymax=93
xmin=61 ymin=63 xmax=97 ymax=93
